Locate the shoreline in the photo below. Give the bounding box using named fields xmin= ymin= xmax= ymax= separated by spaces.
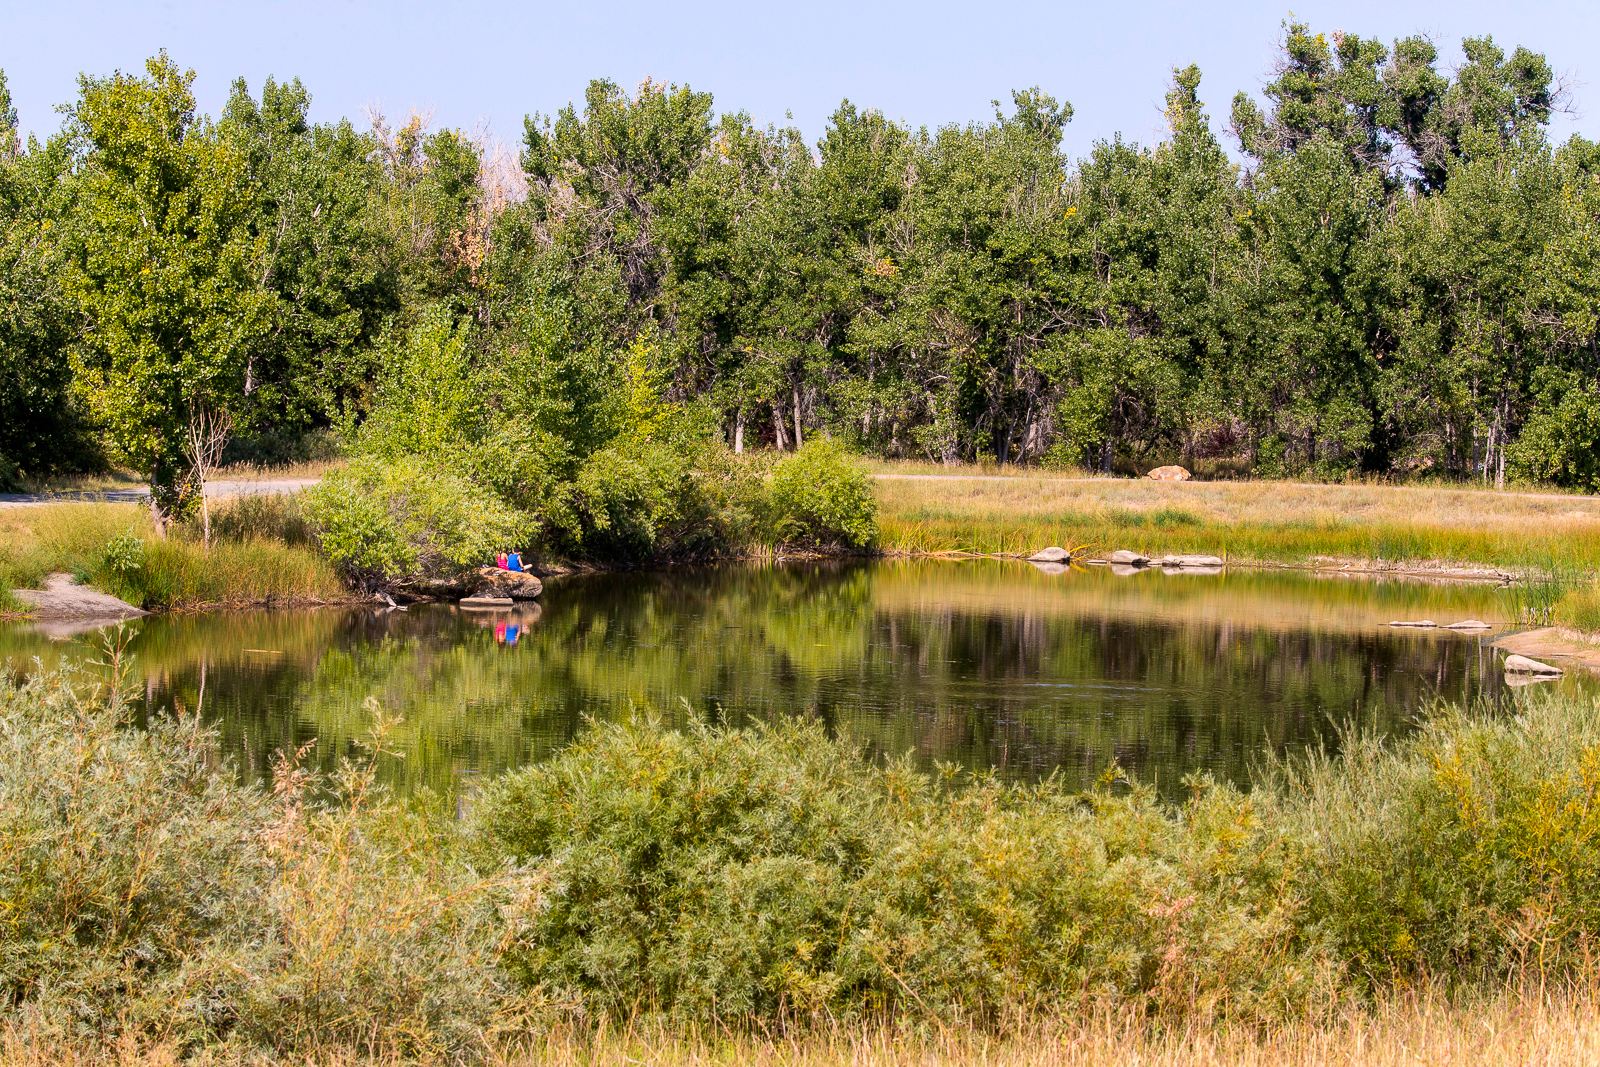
xmin=1 ymin=548 xmax=1522 ymax=627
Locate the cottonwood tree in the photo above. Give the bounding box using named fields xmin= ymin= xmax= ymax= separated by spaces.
xmin=68 ymin=53 xmax=271 ymax=529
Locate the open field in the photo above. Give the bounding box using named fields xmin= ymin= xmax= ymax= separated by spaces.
xmin=872 ymin=462 xmax=1600 ymax=574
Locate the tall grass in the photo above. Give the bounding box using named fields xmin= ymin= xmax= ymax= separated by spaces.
xmin=0 ymin=498 xmax=344 ymax=610
xmin=8 ymin=650 xmax=1600 ymax=1060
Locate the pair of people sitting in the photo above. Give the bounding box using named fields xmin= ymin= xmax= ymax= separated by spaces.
xmin=494 ymin=551 xmax=524 ymax=573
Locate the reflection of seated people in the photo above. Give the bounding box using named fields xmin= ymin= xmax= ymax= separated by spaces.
xmin=493 ymin=619 xmax=523 ymax=646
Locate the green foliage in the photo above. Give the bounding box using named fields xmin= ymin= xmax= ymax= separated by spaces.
xmin=1261 ymin=693 xmax=1600 ymax=987
xmin=100 ymin=526 xmax=145 ymax=579
xmin=304 ymin=455 xmax=530 ymax=585
xmin=1507 ymin=374 xmax=1600 ymax=492
xmin=765 ymin=439 xmax=878 ymax=549
xmin=0 ymin=656 xmax=518 ymax=1057
xmin=65 ymin=53 xmax=273 ymax=511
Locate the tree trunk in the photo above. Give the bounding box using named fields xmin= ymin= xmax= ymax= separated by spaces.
xmin=733 ymin=409 xmax=745 ymax=455
xmin=792 ymin=386 xmax=804 ymax=449
xmin=773 ymin=403 xmax=789 ymax=451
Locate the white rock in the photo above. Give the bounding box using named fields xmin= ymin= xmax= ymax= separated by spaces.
xmin=1388 ymin=620 xmax=1437 ymax=628
xmin=1444 ymin=620 xmax=1492 ymax=630
xmin=1029 ymin=546 xmax=1070 ymax=562
xmin=1504 ymin=653 xmax=1563 ymax=675
xmin=1110 ymin=549 xmax=1150 ymax=566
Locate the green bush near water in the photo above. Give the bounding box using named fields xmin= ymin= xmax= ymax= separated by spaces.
xmin=11 ymin=658 xmax=1600 ymax=1054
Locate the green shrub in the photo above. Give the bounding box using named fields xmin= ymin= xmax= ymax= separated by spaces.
xmin=1261 ymin=692 xmax=1600 ymax=988
xmin=304 ymin=456 xmax=530 ymax=587
xmin=0 ymin=656 xmax=521 ymax=1057
xmin=765 ymin=440 xmax=879 ymax=550
xmin=476 ymin=717 xmax=1330 ymax=1025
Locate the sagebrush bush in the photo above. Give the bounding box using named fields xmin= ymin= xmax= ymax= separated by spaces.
xmin=0 ymin=654 xmax=525 ymax=1058
xmin=1261 ymin=693 xmax=1600 ymax=989
xmin=765 ymin=439 xmax=878 ymax=550
xmin=476 ymin=718 xmax=1334 ymax=1025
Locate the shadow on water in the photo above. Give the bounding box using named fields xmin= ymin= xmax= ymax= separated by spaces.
xmin=0 ymin=558 xmax=1579 ymax=797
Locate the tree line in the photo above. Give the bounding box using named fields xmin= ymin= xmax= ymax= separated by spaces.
xmin=5 ymin=20 xmax=1600 ymax=507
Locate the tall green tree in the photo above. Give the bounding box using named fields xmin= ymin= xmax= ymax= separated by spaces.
xmin=68 ymin=53 xmax=272 ymax=521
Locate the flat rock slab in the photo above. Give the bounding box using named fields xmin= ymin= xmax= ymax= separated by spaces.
xmin=1156 ymin=554 xmax=1224 ymax=568
xmin=10 ymin=574 xmax=146 ymax=621
xmin=1389 ymin=620 xmax=1437 ymax=628
xmin=459 ymin=596 xmax=516 ymax=610
xmin=1504 ymin=653 xmax=1563 ymax=675
xmin=1110 ymin=549 xmax=1150 ymax=566
xmin=1444 ymin=620 xmax=1493 ymax=631
xmin=1028 ymin=547 xmax=1070 ymax=563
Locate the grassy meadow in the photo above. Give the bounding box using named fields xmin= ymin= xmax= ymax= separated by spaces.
xmin=871 ymin=462 xmax=1600 ymax=574
xmin=0 ymin=497 xmax=345 ymax=612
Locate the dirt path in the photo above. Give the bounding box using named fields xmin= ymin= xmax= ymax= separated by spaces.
xmin=0 ymin=479 xmax=320 ymax=508
xmin=11 ymin=573 xmax=147 ymax=622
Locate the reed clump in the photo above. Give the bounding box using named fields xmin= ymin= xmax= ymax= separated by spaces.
xmin=6 ymin=654 xmax=1600 ymax=1060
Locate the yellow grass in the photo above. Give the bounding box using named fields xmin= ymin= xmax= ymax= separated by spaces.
xmin=7 ymin=989 xmax=1598 ymax=1066
xmin=0 ymin=501 xmax=346 ymax=610
xmin=872 ymin=462 xmax=1600 ymax=573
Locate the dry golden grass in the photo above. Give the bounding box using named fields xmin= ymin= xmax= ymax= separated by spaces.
xmin=872 ymin=461 xmax=1600 ymax=572
xmin=8 ymin=989 xmax=1599 ymax=1066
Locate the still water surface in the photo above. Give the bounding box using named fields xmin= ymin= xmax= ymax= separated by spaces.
xmin=0 ymin=559 xmax=1576 ymax=795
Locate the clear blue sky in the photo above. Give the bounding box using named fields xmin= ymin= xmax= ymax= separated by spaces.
xmin=3 ymin=0 xmax=1596 ymax=160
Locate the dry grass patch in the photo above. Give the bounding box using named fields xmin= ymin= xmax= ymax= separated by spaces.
xmin=871 ymin=462 xmax=1600 ymax=571
xmin=7 ymin=990 xmax=1600 ymax=1066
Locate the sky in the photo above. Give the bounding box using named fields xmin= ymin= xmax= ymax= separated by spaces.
xmin=3 ymin=0 xmax=1598 ymax=162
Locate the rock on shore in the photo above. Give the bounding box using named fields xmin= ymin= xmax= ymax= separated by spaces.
xmin=474 ymin=567 xmax=543 ymax=600
xmin=10 ymin=573 xmax=146 ymax=621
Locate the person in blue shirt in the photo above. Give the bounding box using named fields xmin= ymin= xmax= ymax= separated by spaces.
xmin=507 ymin=551 xmax=522 ymax=572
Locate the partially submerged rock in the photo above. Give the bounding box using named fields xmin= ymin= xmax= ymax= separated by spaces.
xmin=1444 ymin=620 xmax=1492 ymax=631
xmin=475 ymin=566 xmax=543 ymax=600
xmin=1028 ymin=546 xmax=1070 ymax=563
xmin=1504 ymin=653 xmax=1563 ymax=675
xmin=1147 ymin=465 xmax=1192 ymax=481
xmin=459 ymin=596 xmax=515 ymax=610
xmin=1110 ymin=549 xmax=1150 ymax=566
xmin=1388 ymin=620 xmax=1437 ymax=628
xmin=1155 ymin=554 xmax=1223 ymax=568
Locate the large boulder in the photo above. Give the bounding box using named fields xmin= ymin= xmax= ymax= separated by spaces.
xmin=1028 ymin=546 xmax=1070 ymax=562
xmin=475 ymin=567 xmax=543 ymax=600
xmin=1147 ymin=465 xmax=1192 ymax=482
xmin=1110 ymin=549 xmax=1150 ymax=566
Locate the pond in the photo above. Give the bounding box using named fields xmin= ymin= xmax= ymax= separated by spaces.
xmin=0 ymin=559 xmax=1578 ymax=796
